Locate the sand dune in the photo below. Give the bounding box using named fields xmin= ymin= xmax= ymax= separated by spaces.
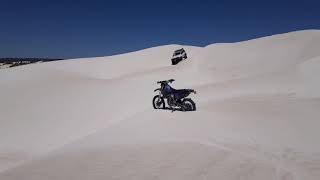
xmin=0 ymin=30 xmax=320 ymax=179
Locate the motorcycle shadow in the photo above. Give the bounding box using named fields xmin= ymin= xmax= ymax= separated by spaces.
xmin=161 ymin=107 xmax=193 ymax=112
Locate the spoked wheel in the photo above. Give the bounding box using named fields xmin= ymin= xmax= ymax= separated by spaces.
xmin=152 ymin=95 xmax=165 ymax=109
xmin=181 ymin=99 xmax=196 ymax=111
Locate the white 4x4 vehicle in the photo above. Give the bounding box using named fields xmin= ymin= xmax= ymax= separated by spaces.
xmin=171 ymin=48 xmax=187 ymax=65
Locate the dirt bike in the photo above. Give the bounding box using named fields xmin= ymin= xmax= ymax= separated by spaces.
xmin=153 ymin=79 xmax=196 ymax=111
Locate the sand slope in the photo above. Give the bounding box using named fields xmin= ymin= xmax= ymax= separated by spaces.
xmin=0 ymin=30 xmax=320 ymax=180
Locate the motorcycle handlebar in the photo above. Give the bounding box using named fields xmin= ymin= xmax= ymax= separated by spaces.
xmin=157 ymin=79 xmax=175 ymax=84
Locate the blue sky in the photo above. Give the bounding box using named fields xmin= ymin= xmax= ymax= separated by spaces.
xmin=1 ymin=0 xmax=319 ymax=58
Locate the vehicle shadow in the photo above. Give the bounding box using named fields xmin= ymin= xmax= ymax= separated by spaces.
xmin=159 ymin=107 xmax=193 ymax=112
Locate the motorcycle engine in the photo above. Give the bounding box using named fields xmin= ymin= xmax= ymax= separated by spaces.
xmin=167 ymin=94 xmax=176 ymax=107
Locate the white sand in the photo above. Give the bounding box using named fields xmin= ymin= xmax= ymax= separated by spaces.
xmin=0 ymin=30 xmax=320 ymax=180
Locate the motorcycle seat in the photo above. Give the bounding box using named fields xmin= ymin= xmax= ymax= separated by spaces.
xmin=171 ymin=89 xmax=192 ymax=100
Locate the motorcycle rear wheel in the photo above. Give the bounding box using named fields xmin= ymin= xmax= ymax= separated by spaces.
xmin=182 ymin=99 xmax=196 ymax=111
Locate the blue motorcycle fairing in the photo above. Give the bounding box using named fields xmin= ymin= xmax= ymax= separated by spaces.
xmin=162 ymin=84 xmax=191 ymax=100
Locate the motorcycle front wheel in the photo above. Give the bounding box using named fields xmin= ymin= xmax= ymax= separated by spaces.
xmin=152 ymin=95 xmax=165 ymax=109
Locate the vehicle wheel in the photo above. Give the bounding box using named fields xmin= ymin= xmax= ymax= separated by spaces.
xmin=182 ymin=99 xmax=196 ymax=111
xmin=153 ymin=95 xmax=165 ymax=109
xmin=172 ymin=59 xmax=178 ymax=65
